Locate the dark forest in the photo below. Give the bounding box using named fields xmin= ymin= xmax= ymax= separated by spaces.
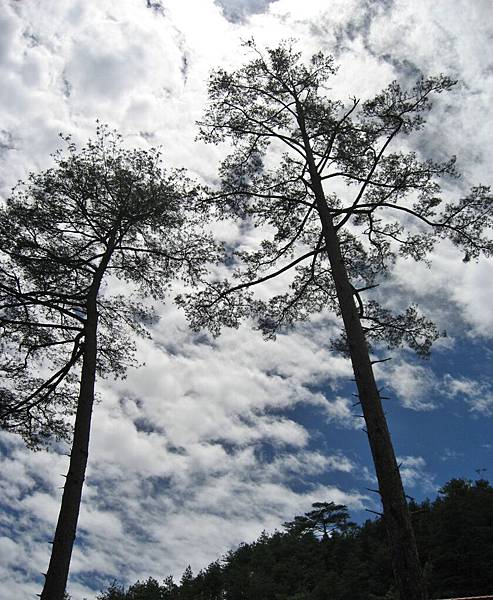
xmin=95 ymin=478 xmax=493 ymax=600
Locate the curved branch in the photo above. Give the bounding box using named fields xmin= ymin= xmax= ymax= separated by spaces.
xmin=204 ymin=245 xmax=327 ymax=307
xmin=0 ymin=333 xmax=84 ymax=418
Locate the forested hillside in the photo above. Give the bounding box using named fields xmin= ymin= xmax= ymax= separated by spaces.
xmin=95 ymin=478 xmax=493 ymax=600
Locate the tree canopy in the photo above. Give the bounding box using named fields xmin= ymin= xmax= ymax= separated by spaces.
xmin=180 ymin=41 xmax=491 ymax=344
xmin=283 ymin=501 xmax=351 ymax=539
xmin=0 ymin=125 xmax=218 ymax=447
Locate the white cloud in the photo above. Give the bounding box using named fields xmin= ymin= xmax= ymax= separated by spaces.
xmin=376 ymin=360 xmax=439 ymax=411
xmin=439 ymin=448 xmax=464 ymax=462
xmin=323 ymin=396 xmax=360 ymax=428
xmin=443 ymin=374 xmax=493 ymax=416
xmin=375 ymin=358 xmax=493 ymax=416
xmin=398 ymin=455 xmax=436 ymax=492
xmin=391 ymin=243 xmax=493 ymax=339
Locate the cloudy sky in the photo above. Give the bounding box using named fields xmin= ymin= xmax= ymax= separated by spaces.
xmin=1 ymin=0 xmax=492 ymax=598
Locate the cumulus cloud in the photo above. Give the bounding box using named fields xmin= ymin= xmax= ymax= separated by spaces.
xmin=374 ymin=356 xmax=493 ymax=417
xmin=375 ymin=359 xmax=439 ymax=410
xmin=443 ymin=375 xmax=493 ymax=416
xmin=398 ymin=456 xmax=436 ymax=492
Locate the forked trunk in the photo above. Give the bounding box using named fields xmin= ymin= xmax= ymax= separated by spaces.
xmin=40 ymin=300 xmax=98 ymax=600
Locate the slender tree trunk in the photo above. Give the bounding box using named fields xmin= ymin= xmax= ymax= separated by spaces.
xmin=318 ymin=209 xmax=427 ymax=600
xmin=294 ymin=103 xmax=427 ymax=598
xmin=315 ymin=197 xmax=426 ymax=598
xmin=40 ymin=230 xmax=117 ymax=600
xmin=40 ymin=298 xmax=98 ymax=600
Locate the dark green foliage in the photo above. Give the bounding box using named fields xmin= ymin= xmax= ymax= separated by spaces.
xmin=96 ymin=578 xmax=169 ymax=600
xmin=96 ymin=479 xmax=493 ymax=600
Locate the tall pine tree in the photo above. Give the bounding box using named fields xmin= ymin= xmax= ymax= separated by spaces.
xmin=179 ymin=41 xmax=492 ymax=599
xmin=0 ymin=125 xmax=219 ymax=599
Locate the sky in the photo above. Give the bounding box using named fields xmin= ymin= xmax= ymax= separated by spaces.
xmin=0 ymin=0 xmax=492 ymax=597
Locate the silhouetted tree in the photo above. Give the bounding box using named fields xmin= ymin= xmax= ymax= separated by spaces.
xmin=179 ymin=566 xmax=195 ymax=600
xmin=284 ymin=501 xmax=350 ymax=540
xmin=284 ymin=501 xmax=351 ymax=572
xmin=178 ymin=41 xmax=492 ymax=599
xmin=162 ymin=575 xmax=179 ymax=600
xmin=0 ymin=125 xmax=219 ymax=600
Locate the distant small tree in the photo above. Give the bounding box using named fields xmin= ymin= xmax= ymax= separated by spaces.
xmin=284 ymin=501 xmax=350 ymax=540
xmin=178 ymin=41 xmax=492 ymax=599
xmin=0 ymin=126 xmax=219 ymax=600
xmin=284 ymin=501 xmax=351 ymax=573
xmin=180 ymin=565 xmax=194 ymax=583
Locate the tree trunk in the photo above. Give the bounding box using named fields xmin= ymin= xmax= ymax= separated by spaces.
xmin=320 ymin=211 xmax=427 ymax=600
xmin=295 ymin=100 xmax=427 ymax=598
xmin=40 ymin=299 xmax=98 ymax=600
xmin=40 ymin=229 xmax=117 ymax=599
